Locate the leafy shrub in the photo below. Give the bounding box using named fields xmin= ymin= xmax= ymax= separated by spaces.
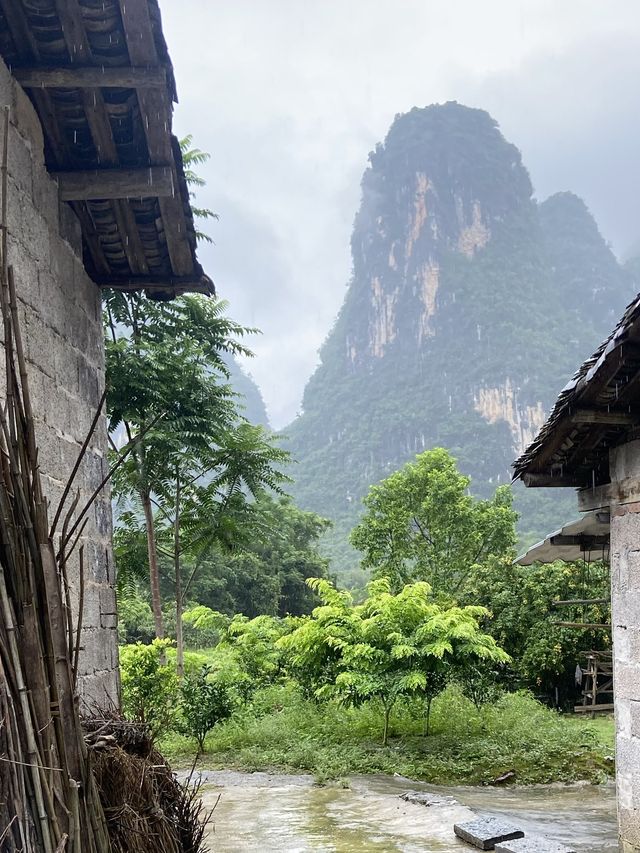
xmin=120 ymin=640 xmax=179 ymax=739
xmin=180 ymin=665 xmax=235 ymax=753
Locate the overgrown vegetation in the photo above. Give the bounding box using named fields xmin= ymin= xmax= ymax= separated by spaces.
xmin=158 ymin=683 xmax=612 ymax=785
xmin=111 ymin=134 xmax=615 ymax=795
xmin=117 ymin=449 xmax=609 ymax=781
xmin=118 ymin=567 xmax=612 ymax=785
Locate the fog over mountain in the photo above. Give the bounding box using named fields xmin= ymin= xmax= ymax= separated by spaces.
xmin=160 ymin=1 xmax=640 ymax=427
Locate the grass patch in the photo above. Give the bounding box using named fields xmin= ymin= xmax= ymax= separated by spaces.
xmin=567 ymin=713 xmax=615 ymax=752
xmin=160 ymin=683 xmax=613 ymax=785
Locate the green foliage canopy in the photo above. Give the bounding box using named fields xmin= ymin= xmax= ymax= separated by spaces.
xmin=350 ymin=448 xmax=517 ymax=594
xmin=279 ymin=576 xmax=508 ymax=744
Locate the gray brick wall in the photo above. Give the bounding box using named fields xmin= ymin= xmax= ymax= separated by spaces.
xmin=0 ymin=56 xmax=118 ymax=707
xmin=610 ymin=440 xmax=640 ymax=852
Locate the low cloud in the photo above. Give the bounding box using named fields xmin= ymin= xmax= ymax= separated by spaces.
xmin=161 ymin=1 xmax=640 ymax=427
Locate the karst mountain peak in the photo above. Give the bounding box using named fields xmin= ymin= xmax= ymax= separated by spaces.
xmin=283 ymin=101 xmax=635 ymax=571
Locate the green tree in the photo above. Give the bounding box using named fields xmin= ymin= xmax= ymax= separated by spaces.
xmin=350 ymin=448 xmax=517 ymax=595
xmin=120 ymin=639 xmax=179 ymax=739
xmin=465 ymin=556 xmax=610 ymax=700
xmin=182 ymin=608 xmax=293 ymax=696
xmin=152 ymin=422 xmax=289 ymax=675
xmin=279 ymin=577 xmax=508 ymax=745
xmin=193 ymin=496 xmax=331 ymax=617
xmin=106 ymin=290 xmax=251 ymax=640
xmin=180 ymin=665 xmax=234 ymax=754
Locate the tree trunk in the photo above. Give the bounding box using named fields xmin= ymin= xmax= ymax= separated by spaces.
xmin=174 ymin=472 xmax=184 ymax=679
xmin=382 ymin=704 xmax=391 ymax=747
xmin=424 ymin=696 xmax=433 ymax=737
xmin=141 ymin=489 xmax=164 ymax=640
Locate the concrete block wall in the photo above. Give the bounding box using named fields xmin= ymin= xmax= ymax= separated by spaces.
xmin=610 ymin=439 xmax=640 ymax=852
xmin=0 ymin=56 xmax=119 ymax=707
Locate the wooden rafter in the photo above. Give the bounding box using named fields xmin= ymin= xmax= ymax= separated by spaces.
xmin=47 ymin=0 xmax=153 ymax=279
xmin=54 ymin=166 xmax=174 ymax=201
xmin=14 ymin=66 xmax=166 ymax=89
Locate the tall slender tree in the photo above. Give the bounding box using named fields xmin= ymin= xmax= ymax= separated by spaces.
xmin=106 ymin=290 xmax=252 ymax=638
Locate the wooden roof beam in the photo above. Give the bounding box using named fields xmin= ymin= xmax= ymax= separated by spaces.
xmin=70 ymin=202 xmax=111 ymax=276
xmin=54 ymin=166 xmax=174 ymax=201
xmin=522 ymin=473 xmax=587 ymax=488
xmin=570 ymin=408 xmax=637 ymax=426
xmin=54 ymin=0 xmax=92 ymax=63
xmin=97 ymin=275 xmax=211 ymax=294
xmin=14 ymin=66 xmax=167 ymax=89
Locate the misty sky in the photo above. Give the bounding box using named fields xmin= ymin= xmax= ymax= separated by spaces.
xmin=160 ymin=1 xmax=640 ymax=428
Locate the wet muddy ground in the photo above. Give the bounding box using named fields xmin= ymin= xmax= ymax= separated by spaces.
xmin=195 ymin=771 xmax=617 ymax=852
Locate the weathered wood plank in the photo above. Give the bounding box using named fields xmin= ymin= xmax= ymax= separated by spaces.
xmin=158 ymin=195 xmax=194 ymax=275
xmin=14 ymin=66 xmax=166 ymax=89
xmin=54 ymin=0 xmax=92 ymax=63
xmin=522 ymin=473 xmax=587 ymax=488
xmin=573 ymin=703 xmax=614 ymax=713
xmin=578 ymin=482 xmax=614 ymax=513
xmin=118 ymin=0 xmax=158 ymax=64
xmin=54 ymin=166 xmax=174 ymax=200
xmin=112 ymin=200 xmax=150 ymax=275
xmin=69 ymin=202 xmax=111 ymax=275
xmin=578 ymin=473 xmax=640 ymax=512
xmin=571 ymin=409 xmax=636 ymax=425
xmin=548 ymin=534 xmax=609 ymax=547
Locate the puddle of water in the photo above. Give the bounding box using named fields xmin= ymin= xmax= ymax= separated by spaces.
xmin=197 ymin=771 xmax=618 ymax=853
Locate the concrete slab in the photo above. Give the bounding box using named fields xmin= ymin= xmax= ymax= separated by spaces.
xmin=454 ymin=817 xmax=525 ymax=850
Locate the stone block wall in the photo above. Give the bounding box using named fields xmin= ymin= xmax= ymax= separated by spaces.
xmin=610 ymin=439 xmax=640 ymax=852
xmin=0 ymin=56 xmax=119 ymax=707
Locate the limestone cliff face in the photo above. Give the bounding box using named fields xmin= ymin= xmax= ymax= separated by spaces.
xmin=473 ymin=381 xmax=546 ymax=457
xmin=284 ymin=103 xmax=634 ymax=566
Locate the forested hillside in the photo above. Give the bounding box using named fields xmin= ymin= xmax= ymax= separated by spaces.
xmin=225 ymin=355 xmax=269 ymax=427
xmin=283 ymin=102 xmax=635 ymax=574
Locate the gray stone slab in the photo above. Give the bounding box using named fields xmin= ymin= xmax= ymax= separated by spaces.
xmin=453 ymin=818 xmax=525 ymax=850
xmin=494 ymin=839 xmax=577 ymax=853
xmin=401 ymin=790 xmax=457 ymax=807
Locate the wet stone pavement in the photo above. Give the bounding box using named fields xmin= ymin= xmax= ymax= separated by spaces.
xmin=193 ymin=771 xmax=618 ymax=852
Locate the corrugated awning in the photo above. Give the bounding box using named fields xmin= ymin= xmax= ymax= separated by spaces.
xmin=515 ymin=510 xmax=610 ymax=565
